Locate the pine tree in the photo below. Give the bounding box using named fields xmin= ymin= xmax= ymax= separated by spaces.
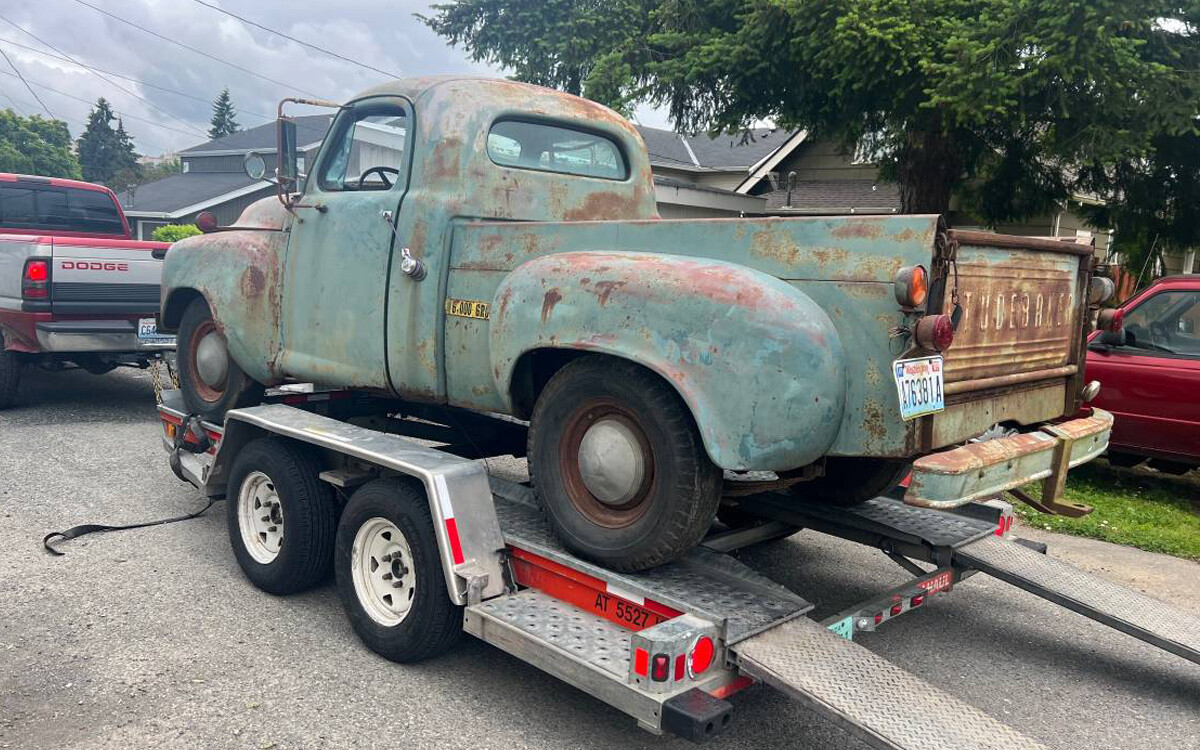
xmin=76 ymin=98 xmax=141 ymax=193
xmin=208 ymin=88 xmax=240 ymax=140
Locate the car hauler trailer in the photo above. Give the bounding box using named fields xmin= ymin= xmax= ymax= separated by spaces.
xmin=158 ymin=389 xmax=1200 ymax=749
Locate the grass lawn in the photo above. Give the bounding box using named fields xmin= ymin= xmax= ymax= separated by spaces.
xmin=1013 ymin=460 xmax=1200 ymax=561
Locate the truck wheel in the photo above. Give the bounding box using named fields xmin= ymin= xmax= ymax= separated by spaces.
xmin=789 ymin=457 xmax=910 ymax=507
xmin=335 ymin=478 xmax=463 ymax=663
xmin=226 ymin=438 xmax=338 ymax=595
xmin=528 ymin=356 xmax=722 ymax=572
xmin=178 ymin=297 xmax=263 ymax=419
xmin=0 ymin=335 xmax=21 ymax=410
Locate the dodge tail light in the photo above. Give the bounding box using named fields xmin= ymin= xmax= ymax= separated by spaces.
xmin=22 ymin=258 xmax=50 ymax=299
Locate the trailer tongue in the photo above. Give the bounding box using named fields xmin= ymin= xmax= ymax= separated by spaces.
xmin=157 ymin=389 xmax=1199 ymax=747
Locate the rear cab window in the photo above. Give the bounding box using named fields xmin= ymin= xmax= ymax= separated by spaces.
xmin=487 ymin=120 xmax=628 ymax=180
xmin=0 ymin=182 xmax=126 ymax=236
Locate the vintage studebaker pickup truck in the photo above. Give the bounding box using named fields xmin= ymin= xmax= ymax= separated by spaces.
xmin=159 ymin=76 xmax=1115 ymax=571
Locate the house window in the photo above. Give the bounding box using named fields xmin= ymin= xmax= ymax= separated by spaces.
xmin=487 ymin=120 xmax=628 ymax=180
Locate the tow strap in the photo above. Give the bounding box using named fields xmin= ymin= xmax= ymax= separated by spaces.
xmin=43 ymin=497 xmax=222 ymax=556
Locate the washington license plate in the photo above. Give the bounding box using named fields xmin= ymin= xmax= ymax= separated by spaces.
xmin=893 ymin=355 xmax=945 ymax=420
xmin=137 ymin=317 xmax=175 ymax=345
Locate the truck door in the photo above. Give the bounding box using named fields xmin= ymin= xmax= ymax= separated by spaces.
xmin=279 ymin=97 xmax=411 ymax=388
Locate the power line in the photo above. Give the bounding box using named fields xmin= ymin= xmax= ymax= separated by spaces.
xmin=0 ymin=14 xmax=209 ymax=138
xmin=0 ymin=34 xmax=273 ymax=122
xmin=190 ymin=0 xmax=400 ymax=79
xmin=0 ymin=43 xmax=53 ymax=118
xmin=0 ymin=87 xmax=175 ymax=154
xmin=0 ymin=80 xmax=25 ymax=114
xmin=69 ymin=0 xmax=324 ymax=98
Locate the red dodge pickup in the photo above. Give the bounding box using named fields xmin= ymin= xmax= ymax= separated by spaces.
xmin=1086 ymin=274 xmax=1200 ymax=472
xmin=0 ymin=173 xmax=174 ymax=409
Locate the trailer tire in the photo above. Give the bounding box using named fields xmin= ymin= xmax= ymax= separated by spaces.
xmin=529 ymin=356 xmax=722 ymax=572
xmin=226 ymin=438 xmax=338 ymax=595
xmin=788 ymin=457 xmax=910 ymax=507
xmin=178 ymin=297 xmax=263 ymax=420
xmin=335 ymin=479 xmax=462 ymax=662
xmin=0 ymin=334 xmax=21 ymax=410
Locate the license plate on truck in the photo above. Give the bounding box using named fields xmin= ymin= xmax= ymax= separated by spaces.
xmin=138 ymin=317 xmax=175 ymax=345
xmin=893 ymin=355 xmax=945 ymax=420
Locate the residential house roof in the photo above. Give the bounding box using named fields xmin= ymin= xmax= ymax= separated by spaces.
xmin=121 ymin=172 xmax=265 ymax=216
xmin=762 ymin=179 xmax=901 ymax=214
xmin=636 ymin=125 xmax=787 ymax=171
xmin=180 ymin=114 xmax=333 ymax=154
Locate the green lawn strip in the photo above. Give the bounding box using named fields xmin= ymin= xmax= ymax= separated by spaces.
xmin=1012 ymin=463 xmax=1200 ymax=561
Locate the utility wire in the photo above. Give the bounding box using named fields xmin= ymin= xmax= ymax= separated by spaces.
xmin=69 ymin=0 xmax=323 ymax=98
xmin=0 ymin=35 xmax=272 ymax=122
xmin=0 ymin=43 xmax=53 ymax=118
xmin=0 ymin=15 xmax=208 ymax=138
xmin=0 ymin=79 xmax=25 ymax=114
xmin=0 ymin=88 xmax=174 ymax=155
xmin=190 ymin=0 xmax=400 ymax=79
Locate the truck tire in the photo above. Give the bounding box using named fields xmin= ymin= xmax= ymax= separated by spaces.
xmin=528 ymin=356 xmax=722 ymax=572
xmin=178 ymin=297 xmax=263 ymax=419
xmin=0 ymin=334 xmax=21 ymax=410
xmin=226 ymin=438 xmax=338 ymax=595
xmin=335 ymin=478 xmax=463 ymax=663
xmin=789 ymin=457 xmax=911 ymax=507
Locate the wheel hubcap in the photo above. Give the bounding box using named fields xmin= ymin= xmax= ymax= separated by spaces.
xmin=578 ymin=418 xmax=646 ymax=506
xmin=351 ymin=517 xmax=416 ymax=626
xmin=195 ymin=329 xmax=229 ymax=389
xmin=238 ymin=471 xmax=284 ymax=564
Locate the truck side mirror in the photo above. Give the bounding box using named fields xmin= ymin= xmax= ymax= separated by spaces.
xmin=1097 ymin=329 xmax=1126 ymax=347
xmin=243 ymin=151 xmax=267 ymax=181
xmin=277 ymin=118 xmax=299 ymax=192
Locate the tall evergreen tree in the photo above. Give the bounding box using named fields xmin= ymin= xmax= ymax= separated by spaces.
xmin=76 ymin=98 xmax=141 ymax=193
xmin=208 ymin=88 xmax=240 ymax=140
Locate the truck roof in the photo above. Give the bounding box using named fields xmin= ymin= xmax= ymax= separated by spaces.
xmin=0 ymin=172 xmax=118 ymax=194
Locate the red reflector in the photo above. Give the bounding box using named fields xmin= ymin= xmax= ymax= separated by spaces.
xmin=911 ymin=594 xmax=925 ymax=608
xmin=674 ymin=654 xmax=685 ymax=682
xmin=890 ymin=603 xmax=903 ymax=617
xmin=915 ymin=313 xmax=955 ymax=351
xmin=651 ymin=653 xmax=670 ymax=682
xmin=874 ymin=612 xmax=883 ymax=625
xmin=1006 ymin=516 xmax=1014 ymax=534
xmin=689 ymin=636 xmax=715 ymax=676
xmin=444 ymin=518 xmax=465 ymax=565
xmin=634 ymin=648 xmax=649 ymax=676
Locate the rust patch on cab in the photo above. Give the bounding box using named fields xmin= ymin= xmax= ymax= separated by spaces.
xmin=541 ymin=288 xmax=563 ymax=323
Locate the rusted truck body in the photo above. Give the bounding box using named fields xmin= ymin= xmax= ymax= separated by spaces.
xmin=159 ymin=76 xmax=1112 ymax=570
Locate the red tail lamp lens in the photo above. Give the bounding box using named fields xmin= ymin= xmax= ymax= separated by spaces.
xmin=1097 ymin=308 xmax=1124 ymax=333
xmin=689 ymin=636 xmax=715 ymax=677
xmin=651 ymin=653 xmax=670 ymax=682
xmin=890 ymin=603 xmax=903 ymax=617
xmin=894 ymin=265 xmax=929 ymax=308
xmin=195 ymin=211 xmax=219 ymax=233
xmin=910 ymin=594 xmax=925 ymax=608
xmin=22 ymin=259 xmax=50 ymax=299
xmin=915 ymin=314 xmax=955 ymax=351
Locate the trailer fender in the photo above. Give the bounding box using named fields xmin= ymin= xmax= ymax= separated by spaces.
xmin=490 ymin=251 xmax=846 ymax=472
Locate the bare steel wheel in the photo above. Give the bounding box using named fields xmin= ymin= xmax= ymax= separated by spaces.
xmin=529 ymin=356 xmax=722 ymax=572
xmin=351 ymin=517 xmax=417 ymax=626
xmin=237 ymin=471 xmax=285 ymax=564
xmin=177 ymin=297 xmax=263 ymax=419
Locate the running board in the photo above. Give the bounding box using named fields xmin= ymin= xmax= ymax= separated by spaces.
xmin=733 ymin=616 xmax=1047 ymax=750
xmin=956 ymin=535 xmax=1200 ymax=665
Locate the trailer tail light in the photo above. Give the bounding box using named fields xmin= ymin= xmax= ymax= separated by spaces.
xmin=915 ymin=314 xmax=955 ymax=351
xmin=910 ymin=594 xmax=925 ymax=608
xmin=894 ymin=265 xmax=929 ymax=308
xmin=634 ymin=648 xmax=649 ymax=677
xmin=651 ymin=654 xmax=670 ymax=682
xmin=890 ymin=602 xmax=903 ymax=617
xmin=22 ymin=258 xmax=50 ymax=299
xmin=689 ymin=636 xmax=714 ymax=677
xmin=1097 ymin=308 xmax=1124 ymax=333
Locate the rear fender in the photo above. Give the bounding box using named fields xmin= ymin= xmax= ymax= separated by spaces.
xmin=490 ymin=251 xmax=846 ymax=471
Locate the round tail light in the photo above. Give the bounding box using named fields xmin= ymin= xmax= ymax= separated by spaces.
xmin=1097 ymin=308 xmax=1124 ymax=333
xmin=688 ymin=636 xmax=715 ymax=677
xmin=195 ymin=211 xmax=219 ymax=233
xmin=894 ymin=265 xmax=929 ymax=308
xmin=915 ymin=314 xmax=955 ymax=351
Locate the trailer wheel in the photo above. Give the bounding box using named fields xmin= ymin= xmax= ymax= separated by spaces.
xmin=178 ymin=297 xmax=263 ymax=420
xmin=0 ymin=334 xmax=21 ymax=410
xmin=789 ymin=457 xmax=910 ymax=507
xmin=226 ymin=438 xmax=338 ymax=595
xmin=529 ymin=356 xmax=722 ymax=572
xmin=335 ymin=478 xmax=463 ymax=663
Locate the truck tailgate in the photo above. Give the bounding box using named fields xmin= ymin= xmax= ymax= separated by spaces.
xmin=49 ymin=238 xmax=164 ymax=316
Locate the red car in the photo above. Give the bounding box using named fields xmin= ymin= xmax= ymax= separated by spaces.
xmin=1086 ymin=275 xmax=1200 ymax=472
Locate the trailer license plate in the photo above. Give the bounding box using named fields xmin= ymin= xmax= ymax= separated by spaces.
xmin=138 ymin=317 xmax=175 ymax=345
xmin=893 ymin=355 xmax=944 ymax=420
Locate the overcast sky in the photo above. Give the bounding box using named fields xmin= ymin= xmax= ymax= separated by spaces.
xmin=0 ymin=0 xmax=672 ymax=156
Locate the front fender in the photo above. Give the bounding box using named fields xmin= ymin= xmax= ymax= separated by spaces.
xmin=490 ymin=251 xmax=846 ymax=471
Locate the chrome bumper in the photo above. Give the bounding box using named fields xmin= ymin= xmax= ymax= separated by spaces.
xmin=36 ymin=320 xmax=175 ymax=353
xmin=905 ymin=409 xmax=1113 ymax=510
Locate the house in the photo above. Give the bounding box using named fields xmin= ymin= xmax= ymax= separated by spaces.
xmin=120 ymin=115 xmax=332 ymax=240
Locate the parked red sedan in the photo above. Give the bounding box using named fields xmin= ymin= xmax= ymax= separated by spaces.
xmin=1085 ymin=275 xmax=1200 ymax=472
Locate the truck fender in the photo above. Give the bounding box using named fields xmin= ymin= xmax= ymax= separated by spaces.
xmin=489 ymin=251 xmax=846 ymax=472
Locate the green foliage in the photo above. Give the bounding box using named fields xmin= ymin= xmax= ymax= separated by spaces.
xmin=138 ymin=157 xmax=182 ymax=185
xmin=151 ymin=223 xmax=202 ymax=243
xmin=76 ymin=98 xmax=141 ymax=193
xmin=209 ymin=87 xmax=240 ymax=140
xmin=0 ymin=109 xmax=80 ymax=178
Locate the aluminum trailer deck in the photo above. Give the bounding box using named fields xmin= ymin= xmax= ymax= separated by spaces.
xmin=157 ymin=390 xmax=1199 ymax=749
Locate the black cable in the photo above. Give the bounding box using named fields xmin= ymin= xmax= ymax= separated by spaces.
xmin=0 ymin=43 xmax=52 ymax=118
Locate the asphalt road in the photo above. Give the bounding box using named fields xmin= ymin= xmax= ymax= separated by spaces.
xmin=1 ymin=368 xmax=1198 ymax=750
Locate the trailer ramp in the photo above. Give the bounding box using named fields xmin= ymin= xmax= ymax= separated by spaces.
xmin=956 ymin=535 xmax=1200 ymax=665
xmin=733 ymin=616 xmax=1047 ymax=750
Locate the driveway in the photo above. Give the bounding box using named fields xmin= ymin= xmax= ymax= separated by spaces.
xmin=1 ymin=369 xmax=1197 ymax=749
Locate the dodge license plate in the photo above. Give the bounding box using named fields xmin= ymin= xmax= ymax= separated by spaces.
xmin=137 ymin=317 xmax=175 ymax=345
xmin=893 ymin=355 xmax=944 ymax=420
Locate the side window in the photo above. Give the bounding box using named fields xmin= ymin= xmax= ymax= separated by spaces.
xmin=1122 ymin=291 xmax=1200 ymax=357
xmin=487 ymin=120 xmax=628 ymax=180
xmin=318 ymin=103 xmax=408 ymax=192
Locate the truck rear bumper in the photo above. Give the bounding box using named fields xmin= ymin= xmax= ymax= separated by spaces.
xmin=904 ymin=409 xmax=1113 ymax=509
xmin=35 ymin=319 xmax=175 ymax=353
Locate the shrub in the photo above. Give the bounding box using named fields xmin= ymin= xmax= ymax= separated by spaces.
xmin=152 ymin=224 xmax=202 ymax=243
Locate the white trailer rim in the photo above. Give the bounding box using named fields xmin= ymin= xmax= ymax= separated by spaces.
xmin=237 ymin=470 xmax=284 ymax=564
xmin=352 ymin=517 xmax=416 ymax=626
